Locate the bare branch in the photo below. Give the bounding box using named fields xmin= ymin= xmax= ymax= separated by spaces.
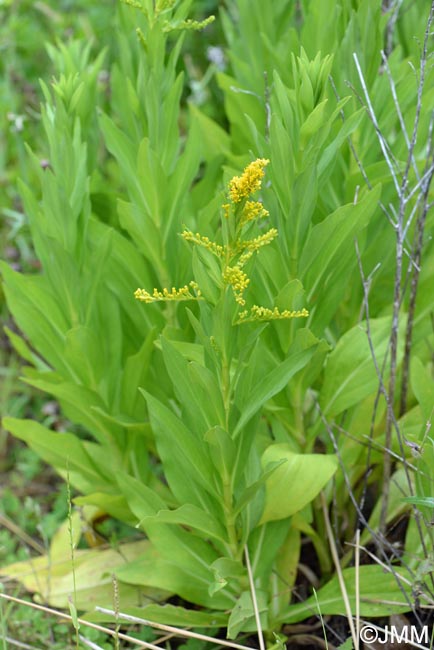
xmin=382 ymin=0 xmax=404 ymax=60
xmin=353 ymin=52 xmax=402 ymax=196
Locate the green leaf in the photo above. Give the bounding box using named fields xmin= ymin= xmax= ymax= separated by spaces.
xmin=410 ymin=357 xmax=434 ymax=423
xmin=360 ymin=469 xmax=412 ymax=546
xmin=120 ymin=328 xmax=156 ymax=415
xmin=318 ymin=107 xmax=364 ymax=179
xmin=73 ymin=493 xmax=135 ymax=525
xmin=161 ymin=338 xmax=222 ymax=434
xmin=234 ymin=459 xmax=286 ymax=517
xmin=143 ymin=504 xmax=228 ymax=545
xmin=189 ymin=104 xmax=230 ymax=161
xmin=227 ymin=590 xmax=268 ymax=638
xmin=277 ymin=565 xmax=414 ymax=623
xmin=300 ymin=184 xmax=381 ymax=301
xmin=116 ymin=473 xmax=229 ymax=609
xmin=211 ymin=557 xmax=246 ymax=585
xmin=403 ymin=496 xmax=434 ymax=509
xmin=320 ymin=316 xmax=405 ymax=417
xmin=204 ymin=426 xmax=237 ymax=482
xmin=163 ymin=119 xmax=201 ymax=244
xmin=117 ymin=199 xmax=163 ymax=272
xmin=4 ymin=326 xmax=48 ymax=369
xmin=153 ymin=338 xmax=204 ymax=365
xmin=300 ymin=98 xmax=328 ymax=140
xmin=141 ymin=390 xmax=218 ymax=507
xmin=99 ymin=114 xmax=145 ymax=211
xmin=136 ymin=137 xmax=166 ymax=225
xmin=2 ymin=418 xmax=110 ymax=494
xmin=234 ymin=343 xmax=317 ymax=437
xmin=1 ymin=262 xmax=69 ymax=371
xmin=86 ymin=603 xmax=228 ymax=628
xmin=23 ymin=376 xmax=118 ymax=445
xmin=68 ymin=599 xmax=80 ymax=631
xmin=192 ymin=246 xmax=222 ymax=305
xmin=259 ymin=444 xmax=337 ymax=524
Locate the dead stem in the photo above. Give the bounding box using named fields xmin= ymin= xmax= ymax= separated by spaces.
xmin=352 ymin=3 xmax=434 ymax=546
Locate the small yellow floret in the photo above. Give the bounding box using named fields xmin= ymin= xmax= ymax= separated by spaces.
xmin=237 ymin=305 xmax=309 ymax=323
xmin=134 ymin=281 xmax=200 ymax=304
xmin=236 ymin=229 xmax=278 ymax=267
xmin=241 ymin=200 xmax=269 ymax=226
xmin=229 ymin=159 xmax=270 ymax=203
xmin=181 ymin=230 xmax=224 ymax=257
xmin=223 ymin=265 xmax=250 ymax=305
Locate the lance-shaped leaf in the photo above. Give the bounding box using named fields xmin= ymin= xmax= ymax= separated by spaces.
xmin=234 ymin=342 xmax=317 ymax=437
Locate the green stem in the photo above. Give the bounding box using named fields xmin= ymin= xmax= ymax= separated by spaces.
xmin=222 ymin=474 xmax=239 ymax=559
xmin=222 ymin=356 xmax=231 ymax=431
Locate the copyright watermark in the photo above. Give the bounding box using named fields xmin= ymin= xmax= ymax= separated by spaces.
xmin=360 ymin=624 xmax=431 ymax=645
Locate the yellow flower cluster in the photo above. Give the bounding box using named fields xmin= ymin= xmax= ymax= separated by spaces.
xmin=235 ymin=228 xmax=278 ymax=268
xmin=229 ymin=159 xmax=270 ymax=203
xmin=134 ymin=281 xmax=201 ymax=304
xmin=222 ymin=266 xmax=250 ymax=306
xmin=238 ymin=306 xmax=309 ymax=324
xmin=181 ymin=230 xmax=224 ymax=257
xmin=240 ymin=200 xmax=269 ymax=226
xmin=134 ymin=159 xmax=310 ymax=324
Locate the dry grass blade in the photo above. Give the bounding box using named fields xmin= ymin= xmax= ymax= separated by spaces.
xmin=355 ymin=529 xmax=360 ymax=650
xmin=244 ymin=545 xmax=265 ymax=650
xmin=79 ymin=634 xmax=106 ymax=650
xmin=350 ymin=544 xmax=434 ymax=608
xmin=0 ymin=593 xmax=162 ymax=650
xmin=2 ymin=636 xmax=40 ymax=650
xmin=0 ymin=514 xmax=45 ymax=555
xmin=95 ymin=607 xmax=254 ymax=650
xmin=320 ymin=492 xmax=358 ymax=649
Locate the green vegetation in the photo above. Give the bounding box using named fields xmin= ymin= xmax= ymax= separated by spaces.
xmin=1 ymin=1 xmax=433 ymax=648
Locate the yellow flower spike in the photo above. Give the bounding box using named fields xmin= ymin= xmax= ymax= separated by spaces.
xmin=229 ymin=158 xmax=270 ymax=203
xmin=181 ymin=230 xmax=224 ymax=258
xmin=134 ymin=284 xmax=200 ymax=304
xmin=236 ymin=305 xmax=309 ymax=324
xmin=134 ymin=159 xmax=309 ymax=322
xmin=223 ymin=265 xmax=250 ymax=305
xmin=236 ymin=228 xmax=278 ymax=268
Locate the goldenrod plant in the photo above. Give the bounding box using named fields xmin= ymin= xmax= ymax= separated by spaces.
xmin=116 ymin=159 xmax=337 ymax=635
